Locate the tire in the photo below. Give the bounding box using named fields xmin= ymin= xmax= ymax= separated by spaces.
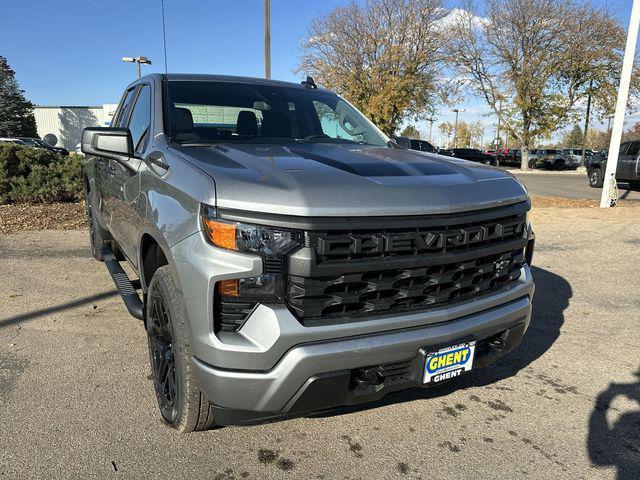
xmin=528 ymin=159 xmax=536 ymax=169
xmin=146 ymin=265 xmax=216 ymax=432
xmin=554 ymin=159 xmax=565 ymax=171
xmin=84 ymin=186 xmax=110 ymax=261
xmin=588 ymin=167 xmax=604 ymax=188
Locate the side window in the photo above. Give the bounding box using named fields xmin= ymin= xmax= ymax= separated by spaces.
xmin=626 ymin=142 xmax=640 ymax=156
xmin=619 ymin=142 xmax=630 ymax=155
xmin=127 ymin=85 xmax=151 ymax=153
xmin=112 ymin=88 xmax=137 ymax=128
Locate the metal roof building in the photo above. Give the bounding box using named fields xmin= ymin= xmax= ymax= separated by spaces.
xmin=34 ymin=104 xmax=117 ymax=149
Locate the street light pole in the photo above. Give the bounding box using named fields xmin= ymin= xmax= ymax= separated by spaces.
xmin=452 ymin=109 xmax=464 ymax=148
xmin=122 ymin=56 xmax=152 ymax=79
xmin=264 ymin=0 xmax=271 ymax=79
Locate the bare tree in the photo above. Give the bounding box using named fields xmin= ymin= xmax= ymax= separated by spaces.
xmin=298 ymin=0 xmax=448 ymax=136
xmin=449 ymin=0 xmax=630 ymax=169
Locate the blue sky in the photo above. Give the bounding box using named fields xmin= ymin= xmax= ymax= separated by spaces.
xmin=1 ymin=0 xmax=636 ymax=144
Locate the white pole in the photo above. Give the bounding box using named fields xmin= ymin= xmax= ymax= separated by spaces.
xmin=600 ymin=0 xmax=640 ymax=208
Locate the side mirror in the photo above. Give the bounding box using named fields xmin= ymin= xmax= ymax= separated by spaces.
xmin=81 ymin=127 xmax=133 ymax=161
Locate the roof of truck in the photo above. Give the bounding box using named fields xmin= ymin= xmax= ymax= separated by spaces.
xmin=135 ymin=73 xmax=329 ymax=92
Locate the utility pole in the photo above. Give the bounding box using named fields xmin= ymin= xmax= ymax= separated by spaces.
xmin=601 ymin=0 xmax=640 ymax=208
xmin=426 ymin=117 xmax=435 ymax=143
xmin=264 ymin=0 xmax=271 ymax=79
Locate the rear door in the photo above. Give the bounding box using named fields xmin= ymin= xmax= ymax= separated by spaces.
xmin=108 ymin=84 xmax=151 ymax=265
xmin=619 ymin=141 xmax=639 ymax=180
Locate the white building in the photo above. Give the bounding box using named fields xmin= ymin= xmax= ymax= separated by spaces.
xmin=34 ymin=104 xmax=117 ymax=149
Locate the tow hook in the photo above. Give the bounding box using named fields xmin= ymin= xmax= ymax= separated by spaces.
xmin=488 ymin=329 xmax=510 ymax=351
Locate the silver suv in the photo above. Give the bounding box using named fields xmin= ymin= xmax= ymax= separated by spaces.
xmin=82 ymin=74 xmax=535 ymax=431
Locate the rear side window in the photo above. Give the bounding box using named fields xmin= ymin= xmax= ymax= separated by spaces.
xmin=626 ymin=142 xmax=640 ymax=156
xmin=112 ymin=88 xmax=137 ymax=128
xmin=127 ymin=85 xmax=152 ymax=153
xmin=619 ymin=142 xmax=630 ymax=155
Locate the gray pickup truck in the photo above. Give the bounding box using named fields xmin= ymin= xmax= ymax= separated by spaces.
xmin=587 ymin=141 xmax=640 ymax=188
xmin=81 ymin=74 xmax=535 ymax=432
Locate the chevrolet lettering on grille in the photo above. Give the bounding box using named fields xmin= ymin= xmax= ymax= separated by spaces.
xmin=316 ymin=219 xmax=525 ymax=257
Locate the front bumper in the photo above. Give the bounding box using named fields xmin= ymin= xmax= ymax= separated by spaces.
xmin=192 ymin=282 xmax=533 ymax=425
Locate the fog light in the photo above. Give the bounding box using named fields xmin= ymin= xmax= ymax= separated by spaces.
xmin=215 ymin=274 xmax=285 ymax=332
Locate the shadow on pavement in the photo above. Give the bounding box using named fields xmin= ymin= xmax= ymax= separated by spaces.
xmin=315 ymin=266 xmax=571 ymax=416
xmin=0 ymin=291 xmax=118 ymax=328
xmin=587 ymin=368 xmax=640 ymax=480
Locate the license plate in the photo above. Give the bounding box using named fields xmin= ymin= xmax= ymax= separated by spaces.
xmin=423 ymin=341 xmax=476 ymax=384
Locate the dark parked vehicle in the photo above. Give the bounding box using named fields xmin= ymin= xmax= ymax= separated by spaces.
xmin=81 ymin=73 xmax=534 ymax=431
xmin=17 ymin=137 xmax=69 ymax=156
xmin=392 ymin=136 xmax=436 ymax=153
xmin=436 ymin=147 xmax=454 ymax=156
xmin=587 ymin=141 xmax=640 ymax=189
xmin=451 ymin=148 xmax=496 ymax=165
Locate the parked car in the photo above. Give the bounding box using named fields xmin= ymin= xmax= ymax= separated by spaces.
xmin=561 ymin=148 xmax=592 ymax=166
xmin=436 ymin=147 xmax=453 ymax=156
xmin=0 ymin=137 xmax=27 ymax=145
xmin=82 ymin=73 xmax=535 ymax=431
xmin=529 ymin=149 xmax=577 ymax=170
xmin=497 ymin=148 xmax=521 ymax=166
xmin=587 ymin=140 xmax=640 ymax=189
xmin=391 ymin=135 xmax=411 ymax=148
xmin=17 ymin=137 xmax=69 ymax=155
xmin=391 ymin=136 xmax=436 ymax=153
xmin=450 ymin=148 xmax=496 ymax=165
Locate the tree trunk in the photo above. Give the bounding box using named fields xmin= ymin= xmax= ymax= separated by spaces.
xmin=520 ymin=147 xmax=530 ymax=170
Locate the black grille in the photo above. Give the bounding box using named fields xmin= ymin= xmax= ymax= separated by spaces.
xmin=285 ymin=206 xmax=528 ymax=325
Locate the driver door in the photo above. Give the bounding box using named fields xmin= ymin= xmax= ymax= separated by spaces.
xmin=107 ymin=84 xmax=151 ymax=265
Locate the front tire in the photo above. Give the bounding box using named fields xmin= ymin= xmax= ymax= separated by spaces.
xmin=588 ymin=167 xmax=604 ymax=188
xmin=146 ymin=265 xmax=216 ymax=432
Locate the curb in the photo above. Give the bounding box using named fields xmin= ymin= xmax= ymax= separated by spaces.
xmin=502 ymin=169 xmax=584 ymax=176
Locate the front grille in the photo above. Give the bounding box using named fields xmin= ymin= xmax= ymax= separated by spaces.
xmin=285 ymin=204 xmax=529 ymax=325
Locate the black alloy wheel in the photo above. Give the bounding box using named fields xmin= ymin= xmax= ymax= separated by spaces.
xmin=148 ymin=292 xmax=178 ymax=423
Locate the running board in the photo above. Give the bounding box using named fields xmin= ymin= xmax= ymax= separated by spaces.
xmin=101 ymin=245 xmax=144 ymax=320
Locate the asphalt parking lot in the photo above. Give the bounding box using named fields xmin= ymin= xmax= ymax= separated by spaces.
xmin=1 ymin=206 xmax=639 ymax=479
xmin=510 ymin=171 xmax=640 ymax=202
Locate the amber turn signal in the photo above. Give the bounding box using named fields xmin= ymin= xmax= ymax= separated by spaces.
xmin=217 ymin=279 xmax=239 ymax=297
xmin=202 ymin=217 xmax=238 ymax=250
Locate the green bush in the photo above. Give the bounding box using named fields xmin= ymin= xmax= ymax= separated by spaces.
xmin=0 ymin=144 xmax=84 ymax=204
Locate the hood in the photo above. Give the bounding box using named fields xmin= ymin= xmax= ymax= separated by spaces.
xmin=171 ymin=143 xmax=528 ymax=217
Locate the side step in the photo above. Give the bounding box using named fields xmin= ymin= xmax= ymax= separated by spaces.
xmin=101 ymin=245 xmax=144 ymax=320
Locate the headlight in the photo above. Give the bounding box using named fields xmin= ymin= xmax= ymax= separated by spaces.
xmin=201 ymin=204 xmax=302 ymax=255
xmin=201 ymin=204 xmax=303 ymax=333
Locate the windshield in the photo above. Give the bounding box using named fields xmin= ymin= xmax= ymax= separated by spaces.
xmin=165 ymin=80 xmax=388 ymax=147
